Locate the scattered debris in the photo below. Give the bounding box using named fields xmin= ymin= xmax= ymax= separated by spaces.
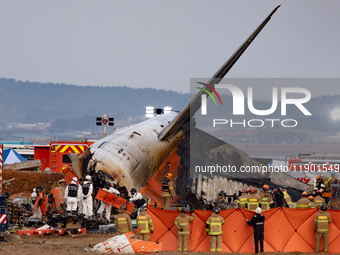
xmin=4 ymin=159 xmax=41 ymax=171
xmin=85 ymin=229 xmax=162 ymax=254
xmin=3 ymin=178 xmax=15 ymax=185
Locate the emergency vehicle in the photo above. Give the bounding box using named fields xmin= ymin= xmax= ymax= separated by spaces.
xmin=31 ymin=141 xmax=94 ymax=182
xmin=287 ymin=153 xmax=340 ymax=185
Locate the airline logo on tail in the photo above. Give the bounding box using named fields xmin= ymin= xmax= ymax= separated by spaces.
xmin=197 ymin=82 xmax=222 ymax=115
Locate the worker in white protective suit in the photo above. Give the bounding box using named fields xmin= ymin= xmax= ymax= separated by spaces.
xmin=129 ymin=188 xmax=146 ymax=215
xmin=78 ymin=178 xmax=84 ymax=214
xmin=97 ymin=182 xmax=120 ymax=221
xmin=31 ymin=188 xmax=37 ymax=206
xmin=31 ymin=186 xmax=43 ymax=219
xmin=64 ymin=177 xmax=81 ymax=214
xmin=81 ymin=175 xmax=93 ymax=218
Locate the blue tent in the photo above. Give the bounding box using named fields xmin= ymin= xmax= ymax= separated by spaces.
xmin=3 ymin=149 xmax=28 ymax=165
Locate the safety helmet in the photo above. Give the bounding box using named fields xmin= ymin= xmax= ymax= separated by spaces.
xmin=262 ymin=185 xmax=269 ymax=190
xmin=213 ymin=207 xmax=220 ymax=214
xmin=281 ymin=189 xmax=287 ymax=192
xmin=72 ymin=177 xmax=78 ymax=182
xmin=302 ymin=191 xmax=308 ymax=197
xmin=255 ymin=207 xmax=262 ymax=214
xmin=140 ymin=205 xmax=146 ymax=211
xmin=267 ymin=189 xmax=272 ymax=194
xmin=36 ymin=185 xmax=43 ymax=190
xmin=272 ymin=189 xmax=277 ymax=195
xmin=85 ymin=175 xmax=91 ymax=180
xmin=119 ymin=204 xmax=127 ymax=210
xmin=130 ymin=188 xmax=137 ymax=194
xmin=165 ymin=173 xmax=172 ymax=179
xmin=320 ymin=204 xmax=327 ymax=211
xmin=180 ymin=207 xmax=187 ymax=213
xmin=79 ymin=178 xmax=85 ymax=182
xmin=308 ymin=196 xmax=314 ymax=201
xmin=242 ymin=189 xmax=248 ymax=193
xmin=105 ymin=182 xmax=111 ymax=187
xmin=251 ymin=188 xmax=257 ymax=194
xmin=316 ymin=190 xmax=322 ymax=195
xmin=218 ymin=190 xmax=226 ymax=196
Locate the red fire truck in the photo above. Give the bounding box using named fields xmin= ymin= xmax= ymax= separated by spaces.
xmin=32 ymin=141 xmax=94 ymax=183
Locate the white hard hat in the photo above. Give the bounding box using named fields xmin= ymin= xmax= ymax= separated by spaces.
xmin=72 ymin=177 xmax=78 ymax=182
xmin=33 ymin=188 xmax=36 ymax=192
xmin=255 ymin=207 xmax=262 ymax=214
xmin=85 ymin=175 xmax=91 ymax=180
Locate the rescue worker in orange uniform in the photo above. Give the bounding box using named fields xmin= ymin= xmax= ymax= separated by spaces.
xmin=314 ymin=204 xmax=332 ymax=253
xmin=312 ymin=175 xmax=333 ymax=193
xmin=162 ymin=173 xmax=176 ymax=210
xmin=296 ymin=192 xmax=312 ymax=209
xmin=314 ymin=190 xmax=326 ymax=207
xmin=247 ymin=188 xmax=261 ymax=211
xmin=246 ymin=207 xmax=265 ymax=253
xmin=215 ymin=190 xmax=226 ymax=210
xmin=206 ymin=207 xmax=224 ymax=252
xmin=308 ymin=196 xmax=317 ymax=208
xmin=175 ymin=207 xmax=195 ymax=251
xmin=261 ymin=185 xmax=269 ymax=198
xmin=281 ymin=188 xmax=294 ymax=208
xmin=115 ymin=204 xmax=133 ymax=234
xmin=260 ymin=189 xmax=273 ymax=211
xmin=237 ymin=189 xmax=248 ymax=209
xmin=330 ymin=170 xmax=339 ymax=184
xmin=136 ymin=205 xmax=154 ymax=241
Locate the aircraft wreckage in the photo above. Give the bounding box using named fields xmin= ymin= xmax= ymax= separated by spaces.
xmin=70 ymin=5 xmax=309 ymax=206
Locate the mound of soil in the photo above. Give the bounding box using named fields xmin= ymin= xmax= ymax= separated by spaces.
xmin=2 ymin=169 xmax=64 ymax=199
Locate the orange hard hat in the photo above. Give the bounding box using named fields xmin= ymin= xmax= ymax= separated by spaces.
xmin=316 ymin=190 xmax=322 ymax=194
xmin=262 ymin=185 xmax=269 ymax=190
xmin=302 ymin=192 xmax=308 ymax=196
xmin=165 ymin=173 xmax=172 ymax=179
xmin=242 ymin=189 xmax=248 ymax=193
xmin=308 ymin=196 xmax=314 ymax=200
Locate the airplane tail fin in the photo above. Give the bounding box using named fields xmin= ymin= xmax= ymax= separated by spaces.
xmin=158 ymin=5 xmax=280 ymax=141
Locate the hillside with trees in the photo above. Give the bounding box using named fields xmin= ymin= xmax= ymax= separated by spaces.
xmin=0 ymin=78 xmax=189 ymax=132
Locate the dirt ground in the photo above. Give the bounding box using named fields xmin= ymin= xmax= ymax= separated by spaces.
xmin=1 ymin=233 xmax=114 ymax=255
xmin=0 ymin=233 xmax=334 ymax=255
xmin=2 ymin=169 xmax=64 ymax=199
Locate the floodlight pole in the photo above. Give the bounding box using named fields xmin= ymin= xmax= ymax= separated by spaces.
xmin=102 ymin=115 xmax=108 ymax=138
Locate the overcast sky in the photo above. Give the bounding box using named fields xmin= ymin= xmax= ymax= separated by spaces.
xmin=1 ymin=1 xmax=339 ymax=94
